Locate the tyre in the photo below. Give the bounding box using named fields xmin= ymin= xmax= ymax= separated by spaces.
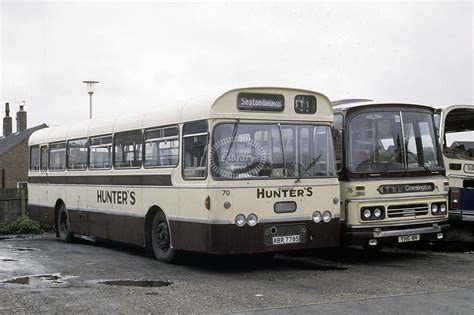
xmin=151 ymin=212 xmax=177 ymax=263
xmin=57 ymin=204 xmax=74 ymax=243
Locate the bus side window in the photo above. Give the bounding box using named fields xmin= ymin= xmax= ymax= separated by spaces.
xmin=182 ymin=120 xmax=208 ymax=179
xmin=114 ymin=130 xmax=143 ymax=169
xmin=89 ymin=135 xmax=113 ymax=170
xmin=333 ymin=114 xmax=343 ymax=171
xmin=30 ymin=145 xmax=40 ymax=172
xmin=40 ymin=145 xmax=48 ymax=172
xmin=67 ymin=138 xmax=88 ymax=171
xmin=49 ymin=142 xmax=66 ymax=171
xmin=144 ymin=126 xmax=179 ymax=168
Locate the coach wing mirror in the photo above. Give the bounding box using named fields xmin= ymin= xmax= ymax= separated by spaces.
xmin=331 ymin=126 xmax=340 ymax=142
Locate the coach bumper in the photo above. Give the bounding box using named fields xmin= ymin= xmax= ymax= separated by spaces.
xmin=170 ymin=218 xmax=340 ymax=255
xmin=342 ymin=221 xmax=450 ymax=246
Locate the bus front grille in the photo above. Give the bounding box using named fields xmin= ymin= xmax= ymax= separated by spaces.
xmin=386 ymin=203 xmax=429 ymax=218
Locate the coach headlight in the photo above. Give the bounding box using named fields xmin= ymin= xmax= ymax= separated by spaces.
xmin=312 ymin=211 xmax=322 ymax=223
xmin=440 ymin=203 xmax=447 ymax=214
xmin=431 ymin=204 xmax=439 ymax=215
xmin=373 ymin=208 xmax=382 ymax=218
xmin=247 ymin=214 xmax=258 ymax=226
xmin=235 ymin=214 xmax=246 ymax=227
xmin=322 ymin=211 xmax=332 ymax=223
xmin=363 ymin=209 xmax=372 ymax=219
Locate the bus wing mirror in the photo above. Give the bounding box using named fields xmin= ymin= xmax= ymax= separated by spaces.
xmin=331 ymin=127 xmax=342 ymax=142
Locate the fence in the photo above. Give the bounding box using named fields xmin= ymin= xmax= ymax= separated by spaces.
xmin=0 ymin=188 xmax=28 ymax=222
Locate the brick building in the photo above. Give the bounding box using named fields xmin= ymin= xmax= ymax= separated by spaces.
xmin=0 ymin=103 xmax=47 ymax=188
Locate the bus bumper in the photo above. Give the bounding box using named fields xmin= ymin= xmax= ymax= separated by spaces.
xmin=449 ymin=187 xmax=474 ymax=223
xmin=449 ymin=210 xmax=474 ymax=223
xmin=342 ymin=221 xmax=450 ymax=246
xmin=171 ymin=218 xmax=340 ymax=255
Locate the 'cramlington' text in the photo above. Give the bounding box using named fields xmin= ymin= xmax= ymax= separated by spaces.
xmin=257 ymin=187 xmax=313 ymax=199
xmin=97 ymin=190 xmax=136 ymax=205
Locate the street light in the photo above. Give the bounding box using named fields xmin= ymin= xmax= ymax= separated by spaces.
xmin=82 ymin=80 xmax=99 ymax=119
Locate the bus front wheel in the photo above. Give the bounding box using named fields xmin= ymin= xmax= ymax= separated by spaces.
xmin=57 ymin=204 xmax=74 ymax=243
xmin=151 ymin=213 xmax=177 ymax=263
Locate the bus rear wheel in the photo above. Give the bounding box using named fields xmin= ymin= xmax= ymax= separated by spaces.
xmin=57 ymin=204 xmax=74 ymax=243
xmin=151 ymin=213 xmax=177 ymax=263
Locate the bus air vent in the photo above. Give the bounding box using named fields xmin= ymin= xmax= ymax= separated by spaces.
xmin=274 ymin=201 xmax=297 ymax=213
xmin=386 ymin=203 xmax=429 ymax=218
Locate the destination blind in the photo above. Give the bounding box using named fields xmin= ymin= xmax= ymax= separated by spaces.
xmin=237 ymin=93 xmax=284 ymax=112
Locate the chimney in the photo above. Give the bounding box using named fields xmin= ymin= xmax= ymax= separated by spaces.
xmin=3 ymin=103 xmax=12 ymax=137
xmin=16 ymin=104 xmax=27 ymax=132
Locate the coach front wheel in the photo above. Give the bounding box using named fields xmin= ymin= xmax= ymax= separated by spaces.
xmin=151 ymin=212 xmax=178 ymax=263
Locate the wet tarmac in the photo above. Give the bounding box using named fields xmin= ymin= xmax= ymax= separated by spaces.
xmin=0 ymin=234 xmax=473 ymax=313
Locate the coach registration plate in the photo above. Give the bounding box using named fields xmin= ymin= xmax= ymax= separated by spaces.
xmin=398 ymin=235 xmax=420 ymax=243
xmin=272 ymin=235 xmax=300 ymax=245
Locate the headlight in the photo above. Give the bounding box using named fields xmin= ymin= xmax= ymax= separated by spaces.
xmin=431 ymin=204 xmax=439 ymax=214
xmin=312 ymin=211 xmax=322 ymax=223
xmin=440 ymin=204 xmax=447 ymax=213
xmin=247 ymin=214 xmax=258 ymax=226
xmin=322 ymin=211 xmax=332 ymax=222
xmin=235 ymin=214 xmax=246 ymax=227
xmin=363 ymin=209 xmax=372 ymax=219
xmin=373 ymin=208 xmax=382 ymax=218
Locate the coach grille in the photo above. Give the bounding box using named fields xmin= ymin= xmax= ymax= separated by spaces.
xmin=386 ymin=203 xmax=429 ymax=218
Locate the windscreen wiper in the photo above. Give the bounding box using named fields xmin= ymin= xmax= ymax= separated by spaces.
xmin=406 ymin=150 xmax=431 ymax=173
xmin=277 ymin=123 xmax=288 ymax=177
xmin=223 ymin=119 xmax=240 ymax=162
xmin=295 ymin=154 xmax=322 ymax=183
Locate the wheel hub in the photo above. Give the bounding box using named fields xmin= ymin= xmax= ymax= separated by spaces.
xmin=155 ymin=222 xmax=170 ymax=252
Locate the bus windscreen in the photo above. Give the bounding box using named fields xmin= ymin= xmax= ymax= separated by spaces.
xmin=211 ymin=123 xmax=336 ymax=179
xmin=347 ymin=111 xmax=442 ymax=173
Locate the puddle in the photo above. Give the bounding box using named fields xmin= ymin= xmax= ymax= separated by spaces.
xmin=2 ymin=274 xmax=63 ymax=285
xmin=14 ymin=247 xmax=39 ymax=252
xmin=0 ymin=247 xmax=40 ymax=252
xmin=0 ymin=246 xmax=39 ymax=252
xmin=99 ymin=280 xmax=174 ymax=287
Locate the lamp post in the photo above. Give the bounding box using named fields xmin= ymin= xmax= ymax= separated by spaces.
xmin=82 ymin=80 xmax=99 ymax=119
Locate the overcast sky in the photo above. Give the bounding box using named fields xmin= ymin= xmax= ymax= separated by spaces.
xmin=1 ymin=1 xmax=473 ymax=129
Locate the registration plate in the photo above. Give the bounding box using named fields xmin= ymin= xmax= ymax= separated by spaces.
xmin=272 ymin=235 xmax=301 ymax=245
xmin=398 ymin=235 xmax=420 ymax=243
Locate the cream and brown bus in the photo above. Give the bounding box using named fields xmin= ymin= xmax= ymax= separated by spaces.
xmin=28 ymin=87 xmax=340 ymax=262
xmin=435 ymin=105 xmax=474 ymax=225
xmin=332 ymin=100 xmax=449 ymax=252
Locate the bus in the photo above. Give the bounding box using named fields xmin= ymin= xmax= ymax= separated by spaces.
xmin=435 ymin=105 xmax=474 ymax=228
xmin=28 ymin=87 xmax=340 ymax=262
xmin=332 ymin=100 xmax=450 ymax=252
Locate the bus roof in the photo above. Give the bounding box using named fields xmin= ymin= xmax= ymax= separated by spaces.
xmin=439 ymin=105 xmax=474 ymax=133
xmin=435 ymin=104 xmax=474 ymax=113
xmin=332 ymin=99 xmax=435 ymax=115
xmin=29 ymin=87 xmax=332 ymax=146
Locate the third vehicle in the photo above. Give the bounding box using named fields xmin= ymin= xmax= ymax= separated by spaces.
xmin=332 ymin=99 xmax=450 ymax=251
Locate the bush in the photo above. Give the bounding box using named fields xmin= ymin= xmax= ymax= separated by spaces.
xmin=0 ymin=216 xmax=42 ymax=235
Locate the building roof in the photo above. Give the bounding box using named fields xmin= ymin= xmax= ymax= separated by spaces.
xmin=0 ymin=124 xmax=48 ymax=157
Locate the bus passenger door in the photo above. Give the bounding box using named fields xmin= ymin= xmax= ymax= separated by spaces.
xmin=178 ymin=120 xmax=210 ymax=251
